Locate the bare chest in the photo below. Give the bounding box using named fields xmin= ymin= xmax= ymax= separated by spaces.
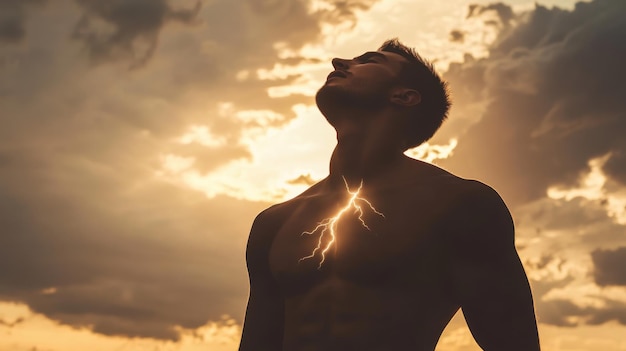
xmin=268 ymin=190 xmax=450 ymax=294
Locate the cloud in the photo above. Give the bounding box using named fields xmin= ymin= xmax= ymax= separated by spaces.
xmin=441 ymin=2 xmax=626 ymax=330
xmin=0 ymin=0 xmax=381 ymax=341
xmin=0 ymin=316 xmax=25 ymax=328
xmin=287 ymin=173 xmax=317 ymax=186
xmin=449 ymin=29 xmax=465 ymax=43
xmin=510 ymin=191 xmax=626 ymax=328
xmin=71 ymin=0 xmax=201 ymax=69
xmin=0 ymin=157 xmax=266 ymax=339
xmin=0 ymin=0 xmax=46 ymax=44
xmin=316 ymin=0 xmax=379 ymax=26
xmin=592 ymin=247 xmax=626 ymax=286
xmin=440 ymin=0 xmax=626 ymax=207
xmin=537 ymin=295 xmax=626 ymax=327
xmin=467 ymin=2 xmax=515 ymax=27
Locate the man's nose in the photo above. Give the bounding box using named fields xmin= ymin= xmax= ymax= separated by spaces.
xmin=332 ymin=57 xmax=351 ymax=70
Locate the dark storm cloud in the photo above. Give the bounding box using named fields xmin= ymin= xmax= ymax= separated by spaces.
xmin=435 ymin=0 xmax=626 ymax=330
xmin=440 ymin=0 xmax=626 ymax=206
xmin=592 ymin=247 xmax=626 ymax=286
xmin=0 ymin=0 xmax=46 ymax=44
xmin=0 ymin=0 xmax=380 ymax=341
xmin=72 ymin=0 xmax=201 ymax=68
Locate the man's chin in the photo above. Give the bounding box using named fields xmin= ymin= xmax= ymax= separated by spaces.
xmin=315 ymin=84 xmax=344 ymax=116
xmin=317 ymin=84 xmax=379 ymax=106
xmin=316 ymin=86 xmax=385 ymax=124
xmin=316 ymin=82 xmax=350 ymax=101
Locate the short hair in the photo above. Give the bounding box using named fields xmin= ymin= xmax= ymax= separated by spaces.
xmin=378 ymin=38 xmax=451 ymax=149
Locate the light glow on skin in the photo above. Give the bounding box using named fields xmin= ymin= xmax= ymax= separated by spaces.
xmin=299 ymin=176 xmax=385 ymax=269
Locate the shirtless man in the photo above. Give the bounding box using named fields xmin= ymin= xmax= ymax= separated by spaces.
xmin=239 ymin=39 xmax=540 ymax=351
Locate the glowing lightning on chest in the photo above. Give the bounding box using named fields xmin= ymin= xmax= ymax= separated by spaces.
xmin=299 ymin=176 xmax=385 ymax=269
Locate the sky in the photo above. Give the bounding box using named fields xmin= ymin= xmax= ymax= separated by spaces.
xmin=1 ymin=0 xmax=625 ymax=350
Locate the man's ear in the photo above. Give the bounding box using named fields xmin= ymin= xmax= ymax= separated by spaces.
xmin=390 ymin=88 xmax=421 ymax=107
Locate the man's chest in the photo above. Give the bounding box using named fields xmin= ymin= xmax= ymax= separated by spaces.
xmin=268 ymin=189 xmax=452 ymax=291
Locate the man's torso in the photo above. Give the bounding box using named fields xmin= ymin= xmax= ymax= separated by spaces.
xmin=264 ymin=161 xmax=475 ymax=350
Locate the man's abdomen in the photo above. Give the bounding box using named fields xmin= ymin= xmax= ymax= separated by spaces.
xmin=280 ymin=276 xmax=458 ymax=351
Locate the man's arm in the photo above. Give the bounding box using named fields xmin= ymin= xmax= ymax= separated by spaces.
xmin=449 ymin=181 xmax=540 ymax=351
xmin=239 ymin=210 xmax=285 ymax=351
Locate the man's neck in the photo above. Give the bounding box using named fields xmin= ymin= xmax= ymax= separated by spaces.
xmin=328 ymin=122 xmax=405 ymax=189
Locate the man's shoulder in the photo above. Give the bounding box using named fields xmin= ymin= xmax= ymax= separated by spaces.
xmin=253 ymin=178 xmax=329 ymax=226
xmin=440 ymin=176 xmax=508 ymax=219
xmin=404 ymin=158 xmax=497 ymax=196
xmin=448 ymin=177 xmax=503 ymax=204
xmin=402 ymin=160 xmax=510 ymax=224
xmin=437 ymin=176 xmax=513 ymax=240
xmin=452 ymin=178 xmax=507 ymax=212
xmin=424 ymin=176 xmax=516 ymax=262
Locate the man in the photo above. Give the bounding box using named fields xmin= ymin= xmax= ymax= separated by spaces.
xmin=239 ymin=39 xmax=540 ymax=351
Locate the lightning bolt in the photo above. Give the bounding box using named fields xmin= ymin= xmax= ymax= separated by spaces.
xmin=299 ymin=176 xmax=385 ymax=269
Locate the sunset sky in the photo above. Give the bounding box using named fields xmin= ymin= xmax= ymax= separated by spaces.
xmin=1 ymin=0 xmax=626 ymax=350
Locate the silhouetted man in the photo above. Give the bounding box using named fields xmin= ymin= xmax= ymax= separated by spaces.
xmin=239 ymin=39 xmax=540 ymax=351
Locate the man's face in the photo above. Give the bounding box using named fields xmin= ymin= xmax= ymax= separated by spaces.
xmin=315 ymin=50 xmax=409 ymax=120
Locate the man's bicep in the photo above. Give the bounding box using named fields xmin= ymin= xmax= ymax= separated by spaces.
xmin=449 ymin=183 xmax=540 ymax=350
xmin=460 ymin=250 xmax=539 ymax=351
xmin=239 ymin=273 xmax=285 ymax=351
xmin=449 ymin=183 xmax=517 ymax=299
xmin=239 ymin=211 xmax=285 ymax=351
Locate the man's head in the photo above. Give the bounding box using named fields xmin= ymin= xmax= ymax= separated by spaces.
xmin=315 ymin=38 xmax=451 ymax=149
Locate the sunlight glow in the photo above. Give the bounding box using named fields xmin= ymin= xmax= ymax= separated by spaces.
xmin=161 ymin=154 xmax=195 ymax=174
xmin=548 ymin=154 xmax=626 ymax=224
xmin=405 ymin=138 xmax=458 ymax=163
xmin=177 ymin=125 xmax=227 ymax=148
xmin=157 ymin=104 xmax=335 ymax=202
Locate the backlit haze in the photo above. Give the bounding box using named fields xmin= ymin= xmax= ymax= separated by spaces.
xmin=2 ymin=0 xmax=626 ymax=350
